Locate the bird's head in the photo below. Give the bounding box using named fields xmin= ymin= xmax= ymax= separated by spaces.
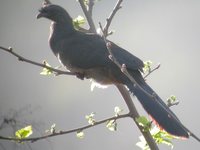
xmin=37 ymin=4 xmax=72 ymax=23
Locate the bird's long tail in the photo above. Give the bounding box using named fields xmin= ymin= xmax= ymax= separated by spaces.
xmin=125 ymin=72 xmax=200 ymax=141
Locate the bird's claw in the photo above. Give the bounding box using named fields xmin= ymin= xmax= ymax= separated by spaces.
xmin=76 ymin=72 xmax=85 ymax=80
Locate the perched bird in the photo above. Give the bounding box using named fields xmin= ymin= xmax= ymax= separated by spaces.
xmin=37 ymin=4 xmax=200 ymax=141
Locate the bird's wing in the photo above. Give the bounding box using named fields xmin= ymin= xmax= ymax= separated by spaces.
xmin=109 ymin=42 xmax=144 ymax=72
xmin=58 ymin=32 xmax=143 ymax=72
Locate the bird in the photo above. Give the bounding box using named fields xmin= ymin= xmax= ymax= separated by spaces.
xmin=37 ymin=3 xmax=200 ymax=141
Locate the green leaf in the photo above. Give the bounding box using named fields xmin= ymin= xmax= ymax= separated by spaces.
xmin=151 ymin=126 xmax=176 ymax=149
xmin=136 ymin=124 xmax=178 ymax=150
xmin=143 ymin=60 xmax=153 ymax=73
xmin=85 ymin=112 xmax=96 ymax=125
xmin=40 ymin=60 xmax=53 ymax=75
xmin=15 ymin=125 xmax=33 ymax=139
xmin=167 ymin=95 xmax=176 ymax=102
xmin=73 ymin=15 xmax=85 ymax=29
xmin=136 ymin=116 xmax=151 ymax=132
xmin=114 ymin=106 xmax=123 ymax=117
xmin=76 ymin=130 xmax=84 ymax=139
xmin=167 ymin=95 xmax=179 ymax=107
xmin=106 ymin=120 xmax=117 ymax=131
xmin=84 ymin=0 xmax=89 ymax=6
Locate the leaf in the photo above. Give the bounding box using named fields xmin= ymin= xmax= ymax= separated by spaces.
xmin=85 ymin=112 xmax=96 ymax=125
xmin=50 ymin=123 xmax=56 ymax=133
xmin=136 ymin=125 xmax=177 ymax=150
xmin=76 ymin=130 xmax=84 ymax=139
xmin=73 ymin=15 xmax=85 ymax=29
xmin=151 ymin=126 xmax=176 ymax=148
xmin=136 ymin=116 xmax=151 ymax=131
xmin=167 ymin=95 xmax=179 ymax=107
xmin=84 ymin=0 xmax=89 ymax=6
xmin=45 ymin=123 xmax=56 ymax=134
xmin=143 ymin=60 xmax=153 ymax=73
xmin=114 ymin=106 xmax=123 ymax=117
xmin=167 ymin=95 xmax=176 ymax=103
xmin=15 ymin=125 xmax=33 ymax=139
xmin=40 ymin=60 xmax=53 ymax=75
xmin=106 ymin=120 xmax=117 ymax=131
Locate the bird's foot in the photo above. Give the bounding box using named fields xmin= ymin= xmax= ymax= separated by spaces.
xmin=75 ymin=72 xmax=85 ymax=80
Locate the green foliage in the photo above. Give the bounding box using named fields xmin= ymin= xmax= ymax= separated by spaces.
xmin=167 ymin=95 xmax=179 ymax=107
xmin=15 ymin=125 xmax=33 ymax=139
xmin=83 ymin=0 xmax=89 ymax=6
xmin=167 ymin=95 xmax=176 ymax=103
xmin=136 ymin=116 xmax=179 ymax=149
xmin=85 ymin=112 xmax=96 ymax=125
xmin=136 ymin=116 xmax=152 ymax=132
xmin=151 ymin=127 xmax=176 ymax=148
xmin=143 ymin=60 xmax=153 ymax=73
xmin=106 ymin=120 xmax=117 ymax=131
xmin=76 ymin=130 xmax=85 ymax=139
xmin=137 ymin=126 xmax=176 ymax=150
xmin=45 ymin=123 xmax=56 ymax=134
xmin=73 ymin=15 xmax=86 ymax=30
xmin=114 ymin=106 xmax=123 ymax=117
xmin=40 ymin=60 xmax=53 ymax=75
xmin=106 ymin=106 xmax=123 ymax=131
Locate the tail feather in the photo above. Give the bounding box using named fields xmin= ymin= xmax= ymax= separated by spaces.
xmin=125 ymin=73 xmax=189 ymax=138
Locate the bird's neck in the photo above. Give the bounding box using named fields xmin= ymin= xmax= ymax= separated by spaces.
xmin=49 ymin=22 xmax=75 ymax=55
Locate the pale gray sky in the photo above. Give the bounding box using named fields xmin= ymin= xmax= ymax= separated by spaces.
xmin=0 ymin=0 xmax=200 ymax=150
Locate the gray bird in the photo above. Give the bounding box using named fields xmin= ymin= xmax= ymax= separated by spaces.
xmin=37 ymin=4 xmax=200 ymax=141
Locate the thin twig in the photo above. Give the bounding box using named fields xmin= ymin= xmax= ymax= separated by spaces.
xmin=0 ymin=46 xmax=75 ymax=76
xmin=143 ymin=64 xmax=161 ymax=78
xmin=103 ymin=0 xmax=123 ymax=37
xmin=0 ymin=114 xmax=129 ymax=142
xmin=167 ymin=101 xmax=180 ymax=107
xmin=78 ymin=0 xmax=96 ymax=33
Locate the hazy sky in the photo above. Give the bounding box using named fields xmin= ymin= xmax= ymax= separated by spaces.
xmin=0 ymin=0 xmax=200 ymax=150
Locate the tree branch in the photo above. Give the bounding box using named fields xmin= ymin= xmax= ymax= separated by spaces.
xmin=97 ymin=0 xmax=159 ymax=149
xmin=0 ymin=114 xmax=129 ymax=142
xmin=88 ymin=0 xmax=95 ymax=17
xmin=0 ymin=46 xmax=75 ymax=76
xmin=98 ymin=25 xmax=159 ymax=150
xmin=78 ymin=0 xmax=96 ymax=33
xmin=103 ymin=0 xmax=123 ymax=37
xmin=143 ymin=63 xmax=160 ymax=79
xmin=116 ymin=85 xmax=159 ymax=150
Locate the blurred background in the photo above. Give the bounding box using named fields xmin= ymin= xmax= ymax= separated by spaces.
xmin=0 ymin=0 xmax=200 ymax=149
